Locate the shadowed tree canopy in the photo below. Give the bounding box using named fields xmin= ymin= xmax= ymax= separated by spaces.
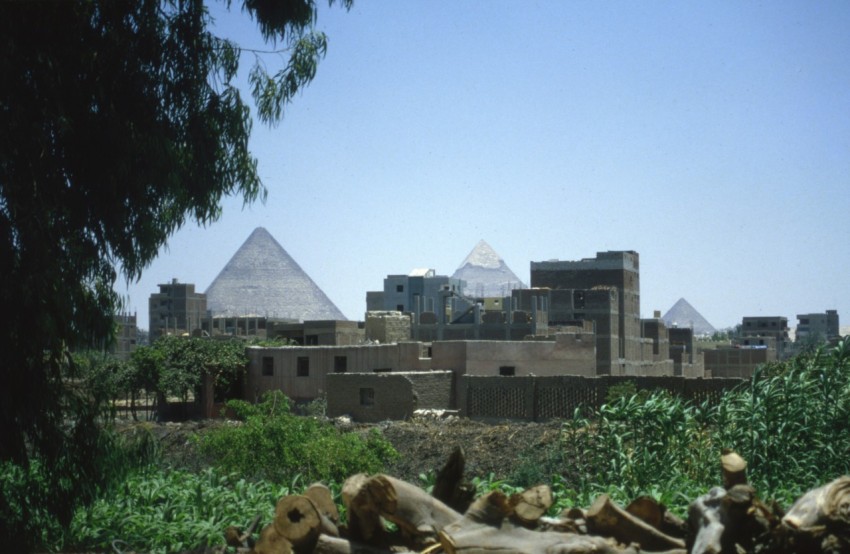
xmin=0 ymin=0 xmax=348 ymax=545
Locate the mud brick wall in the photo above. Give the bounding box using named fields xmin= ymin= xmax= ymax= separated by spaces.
xmin=460 ymin=375 xmax=745 ymax=421
xmin=327 ymin=371 xmax=452 ymax=422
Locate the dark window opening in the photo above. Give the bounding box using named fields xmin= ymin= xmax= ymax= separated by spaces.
xmin=297 ymin=356 xmax=309 ymax=377
xmin=334 ymin=356 xmax=347 ymax=373
xmin=262 ymin=356 xmax=274 ymax=376
xmin=573 ymin=290 xmax=586 ymax=309
xmin=499 ymin=366 xmax=516 ymax=376
xmin=396 ymin=284 xmax=404 ymax=292
xmin=305 ymin=334 xmax=319 ymax=345
xmin=360 ymin=388 xmax=375 ymax=406
xmin=396 ymin=304 xmax=404 ymax=312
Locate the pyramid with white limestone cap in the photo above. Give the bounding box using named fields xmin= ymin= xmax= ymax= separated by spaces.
xmin=662 ymin=298 xmax=716 ymax=335
xmin=451 ymin=240 xmax=526 ymax=298
xmin=205 ymin=227 xmax=346 ymax=321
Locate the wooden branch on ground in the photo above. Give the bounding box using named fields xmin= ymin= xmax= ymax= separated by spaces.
xmin=586 ymin=493 xmax=686 ymax=552
xmin=432 ymin=446 xmax=475 ymax=514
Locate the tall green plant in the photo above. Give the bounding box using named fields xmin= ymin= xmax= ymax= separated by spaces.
xmin=715 ymin=340 xmax=850 ymax=500
xmin=560 ymin=391 xmax=716 ymax=512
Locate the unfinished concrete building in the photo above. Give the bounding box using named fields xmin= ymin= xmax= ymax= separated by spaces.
xmin=148 ymin=280 xmax=207 ymax=342
xmin=368 ymin=268 xmax=466 ymax=316
xmin=795 ymin=310 xmax=840 ymax=344
xmin=531 ymin=251 xmax=642 ymax=365
xmin=740 ymin=316 xmax=791 ymax=358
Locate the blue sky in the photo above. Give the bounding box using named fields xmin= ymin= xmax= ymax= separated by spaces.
xmin=119 ymin=1 xmax=850 ymax=331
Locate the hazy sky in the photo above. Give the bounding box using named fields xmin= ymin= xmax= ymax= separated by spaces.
xmin=119 ymin=1 xmax=850 ymax=331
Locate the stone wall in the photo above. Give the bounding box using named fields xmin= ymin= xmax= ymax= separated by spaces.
xmin=459 ymin=374 xmax=745 ymax=421
xmin=326 ymin=371 xmax=453 ymax=422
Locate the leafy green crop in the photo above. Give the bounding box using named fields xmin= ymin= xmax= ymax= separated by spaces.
xmin=68 ymin=468 xmax=291 ymax=554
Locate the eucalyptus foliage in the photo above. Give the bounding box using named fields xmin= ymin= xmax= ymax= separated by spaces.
xmin=0 ymin=0 xmax=349 ymax=548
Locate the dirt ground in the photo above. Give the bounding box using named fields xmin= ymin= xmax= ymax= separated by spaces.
xmin=376 ymin=416 xmax=565 ymax=483
xmin=139 ymin=415 xmax=567 ymax=484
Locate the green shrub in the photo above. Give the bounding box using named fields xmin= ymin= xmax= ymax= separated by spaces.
xmin=197 ymin=391 xmax=398 ymax=485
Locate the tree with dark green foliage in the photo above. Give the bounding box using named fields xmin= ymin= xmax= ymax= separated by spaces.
xmin=0 ymin=0 xmax=349 ymax=548
xmin=132 ymin=336 xmax=248 ymax=406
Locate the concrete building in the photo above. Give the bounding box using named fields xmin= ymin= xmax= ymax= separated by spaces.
xmin=668 ymin=327 xmax=705 ymax=377
xmin=149 ymin=279 xmax=207 ymax=342
xmin=111 ymin=313 xmax=138 ymax=360
xmin=740 ymin=316 xmax=791 ymax=358
xmin=370 ymin=268 xmax=466 ymax=317
xmin=530 ymin=251 xmax=641 ymax=363
xmin=795 ymin=310 xmax=840 ymax=344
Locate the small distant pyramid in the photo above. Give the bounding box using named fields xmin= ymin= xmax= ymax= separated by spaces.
xmin=205 ymin=227 xmax=346 ymax=321
xmin=662 ymin=298 xmax=716 ymax=335
xmin=451 ymin=240 xmax=526 ymax=298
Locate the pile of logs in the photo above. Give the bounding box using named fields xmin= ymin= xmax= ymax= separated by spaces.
xmin=221 ymin=448 xmax=850 ymax=554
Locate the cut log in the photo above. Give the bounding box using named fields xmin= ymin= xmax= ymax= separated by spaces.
xmin=587 ymin=494 xmax=686 ymax=551
xmin=252 ymin=523 xmax=293 ymax=554
xmin=304 ymin=483 xmax=340 ymax=526
xmin=274 ymin=495 xmax=338 ymax=552
xmin=363 ymin=474 xmax=462 ymax=540
xmin=626 ymin=496 xmax=687 ymax=539
xmin=687 ymin=484 xmax=765 ymax=554
xmin=226 ymin=514 xmax=263 ymax=548
xmin=313 ymin=534 xmax=417 ymax=554
xmin=782 ymin=476 xmax=850 ymax=530
xmin=720 ymin=449 xmax=748 ymax=489
xmin=441 ymin=516 xmax=643 ymax=554
xmin=433 ymin=446 xmax=475 ymax=513
xmin=461 ymin=490 xmax=512 ymax=526
xmin=510 ymin=485 xmax=553 ymax=526
xmin=342 ymin=473 xmax=386 ymax=543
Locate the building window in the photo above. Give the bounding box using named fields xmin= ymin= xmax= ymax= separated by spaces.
xmin=334 ymin=356 xmax=347 ymax=373
xmin=297 ymin=357 xmax=309 ymax=377
xmin=499 ymin=366 xmax=516 ymax=376
xmin=305 ymin=334 xmax=318 ymax=345
xmin=396 ymin=304 xmax=404 ymax=312
xmin=262 ymin=356 xmax=274 ymax=376
xmin=573 ymin=290 xmax=586 ymax=309
xmin=360 ymin=388 xmax=375 ymax=406
xmin=396 ymin=284 xmax=404 ymax=292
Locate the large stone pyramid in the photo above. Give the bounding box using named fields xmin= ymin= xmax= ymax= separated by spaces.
xmin=205 ymin=227 xmax=346 ymax=321
xmin=451 ymin=240 xmax=526 ymax=298
xmin=662 ymin=298 xmax=716 ymax=335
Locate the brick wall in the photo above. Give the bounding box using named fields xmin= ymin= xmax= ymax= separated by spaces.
xmin=459 ymin=375 xmax=745 ymax=421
